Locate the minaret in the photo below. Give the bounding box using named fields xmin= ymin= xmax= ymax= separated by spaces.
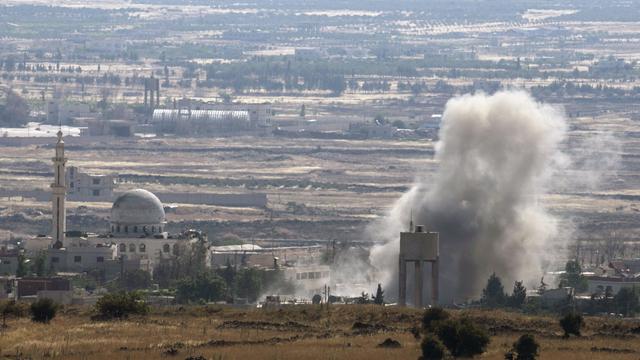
xmin=51 ymin=130 xmax=67 ymax=249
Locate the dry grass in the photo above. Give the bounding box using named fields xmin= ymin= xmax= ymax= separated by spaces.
xmin=0 ymin=305 xmax=638 ymax=359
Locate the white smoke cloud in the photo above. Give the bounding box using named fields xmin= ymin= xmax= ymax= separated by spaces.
xmin=369 ymin=90 xmax=568 ymax=303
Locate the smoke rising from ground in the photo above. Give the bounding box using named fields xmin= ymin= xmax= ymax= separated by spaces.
xmin=369 ymin=91 xmax=568 ymax=303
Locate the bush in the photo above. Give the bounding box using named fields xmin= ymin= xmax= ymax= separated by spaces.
xmin=95 ymin=292 xmax=149 ymax=320
xmin=421 ymin=336 xmax=445 ymax=360
xmin=176 ymin=272 xmax=227 ymax=304
xmin=30 ymin=298 xmax=57 ymax=323
xmin=436 ymin=318 xmax=490 ymax=358
xmin=422 ymin=307 xmax=450 ymax=332
xmin=512 ymin=334 xmax=539 ymax=360
xmin=559 ymin=312 xmax=583 ymax=337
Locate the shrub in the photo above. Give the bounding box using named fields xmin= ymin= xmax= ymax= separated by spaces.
xmin=422 ymin=307 xmax=450 ymax=332
xmin=559 ymin=312 xmax=583 ymax=337
xmin=30 ymin=298 xmax=57 ymax=323
xmin=421 ymin=336 xmax=445 ymax=360
xmin=436 ymin=318 xmax=490 ymax=358
xmin=0 ymin=299 xmax=27 ymax=326
xmin=176 ymin=272 xmax=227 ymax=304
xmin=95 ymin=291 xmax=149 ymax=320
xmin=512 ymin=334 xmax=539 ymax=360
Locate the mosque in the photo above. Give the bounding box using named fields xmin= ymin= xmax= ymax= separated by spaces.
xmin=46 ymin=131 xmax=206 ymax=276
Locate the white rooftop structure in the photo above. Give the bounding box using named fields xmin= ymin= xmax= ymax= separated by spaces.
xmin=110 ymin=189 xmax=166 ymax=237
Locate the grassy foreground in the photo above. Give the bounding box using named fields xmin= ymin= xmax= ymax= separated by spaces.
xmin=1 ymin=305 xmax=640 ymax=359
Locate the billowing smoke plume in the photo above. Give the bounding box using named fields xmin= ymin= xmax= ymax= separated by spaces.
xmin=369 ymin=91 xmax=567 ymax=303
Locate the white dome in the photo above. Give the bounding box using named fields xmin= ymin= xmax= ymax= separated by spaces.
xmin=111 ymin=189 xmax=165 ymax=226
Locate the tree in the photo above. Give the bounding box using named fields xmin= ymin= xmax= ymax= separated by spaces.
xmin=481 ymin=273 xmax=506 ymax=308
xmin=357 ymin=292 xmax=370 ymax=304
xmin=421 ymin=336 xmax=445 ymax=360
xmin=508 ymin=281 xmax=527 ymax=308
xmin=422 ymin=307 xmax=450 ymax=332
xmin=0 ymin=90 xmax=29 ymax=127
xmin=0 ymin=300 xmax=25 ymax=327
xmin=236 ymin=268 xmax=262 ymax=303
xmin=119 ymin=269 xmax=152 ymax=291
xmin=16 ymin=254 xmax=28 ymax=277
xmin=559 ymin=312 xmax=583 ymax=337
xmin=373 ymin=284 xmax=384 ymax=305
xmin=558 ymin=260 xmax=588 ymax=292
xmin=176 ymin=271 xmax=227 ymax=304
xmin=33 ymin=251 xmax=47 ymax=277
xmin=94 ymin=292 xmax=148 ymax=320
xmin=391 ymin=119 xmax=407 ymax=129
xmin=436 ymin=318 xmax=490 ymax=358
xmin=614 ymin=287 xmax=639 ymax=317
xmin=507 ymin=334 xmax=539 ymax=360
xmin=299 ymin=104 xmax=306 ymax=118
xmin=30 ymin=298 xmax=57 ymax=323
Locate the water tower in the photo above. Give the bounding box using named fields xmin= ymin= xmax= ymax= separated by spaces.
xmin=398 ymin=225 xmax=439 ymax=307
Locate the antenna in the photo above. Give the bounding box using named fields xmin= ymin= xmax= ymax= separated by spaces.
xmin=409 ymin=209 xmax=414 ymax=232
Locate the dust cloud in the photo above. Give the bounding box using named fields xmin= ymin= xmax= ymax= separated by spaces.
xmin=368 ymin=91 xmax=568 ymax=303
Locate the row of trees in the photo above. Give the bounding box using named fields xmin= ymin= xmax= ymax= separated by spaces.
xmin=481 ymin=261 xmax=640 ymax=317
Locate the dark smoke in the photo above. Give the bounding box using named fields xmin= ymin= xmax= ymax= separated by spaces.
xmin=369 ymin=91 xmax=567 ymax=303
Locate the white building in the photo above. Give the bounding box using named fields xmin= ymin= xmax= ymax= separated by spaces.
xmin=46 ymin=133 xmax=205 ymax=275
xmin=66 ymin=166 xmax=116 ymax=201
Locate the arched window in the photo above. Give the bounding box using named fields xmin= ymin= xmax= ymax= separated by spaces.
xmin=143 ymin=226 xmax=147 ymax=233
xmin=151 ymin=226 xmax=155 ymax=233
xmin=134 ymin=226 xmax=138 ymax=233
xmin=159 ymin=226 xmax=163 ymax=233
xmin=139 ymin=243 xmax=146 ymax=253
xmin=117 ymin=225 xmax=120 ymax=233
xmin=129 ymin=243 xmax=136 ymax=252
xmin=111 ymin=225 xmax=114 ymax=233
xmin=173 ymin=244 xmax=179 ymax=256
xmin=163 ymin=244 xmax=170 ymax=253
xmin=119 ymin=243 xmax=126 ymax=252
xmin=124 ymin=226 xmax=128 ymax=233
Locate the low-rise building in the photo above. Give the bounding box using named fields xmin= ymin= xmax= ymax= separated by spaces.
xmin=66 ymin=166 xmax=117 ymax=201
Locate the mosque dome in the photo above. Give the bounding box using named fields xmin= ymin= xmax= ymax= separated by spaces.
xmin=110 ymin=189 xmax=165 ymax=227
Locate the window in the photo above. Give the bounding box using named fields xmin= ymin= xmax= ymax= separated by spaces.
xmin=315 ymin=272 xmax=321 ymax=279
xmin=143 ymin=226 xmax=147 ymax=233
xmin=2 ymin=260 xmax=10 ymax=265
xmin=296 ymin=273 xmax=301 ymax=280
xmin=92 ymin=178 xmax=100 ymax=185
xmin=93 ymin=189 xmax=100 ymax=196
xmin=151 ymin=226 xmax=155 ymax=233
xmin=133 ymin=226 xmax=138 ymax=233
xmin=51 ymin=257 xmax=59 ymax=263
xmin=117 ymin=225 xmax=120 ymax=233
xmin=74 ymin=256 xmax=82 ymax=263
xmin=129 ymin=244 xmax=136 ymax=252
xmin=119 ymin=243 xmax=126 ymax=252
xmin=309 ymin=272 xmax=315 ymax=279
xmin=124 ymin=226 xmax=128 ymax=233
xmin=70 ymin=182 xmax=74 ymax=188
xmin=139 ymin=244 xmax=146 ymax=253
xmin=96 ymin=256 xmax=104 ymax=263
xmin=163 ymin=244 xmax=170 ymax=253
xmin=111 ymin=225 xmax=114 ymax=232
xmin=173 ymin=244 xmax=179 ymax=256
xmin=301 ymin=273 xmax=308 ymax=280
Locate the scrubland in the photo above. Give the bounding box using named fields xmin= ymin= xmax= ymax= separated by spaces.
xmin=0 ymin=305 xmax=639 ymax=359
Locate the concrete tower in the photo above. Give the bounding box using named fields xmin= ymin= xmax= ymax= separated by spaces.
xmin=398 ymin=225 xmax=439 ymax=307
xmin=51 ymin=130 xmax=67 ymax=249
